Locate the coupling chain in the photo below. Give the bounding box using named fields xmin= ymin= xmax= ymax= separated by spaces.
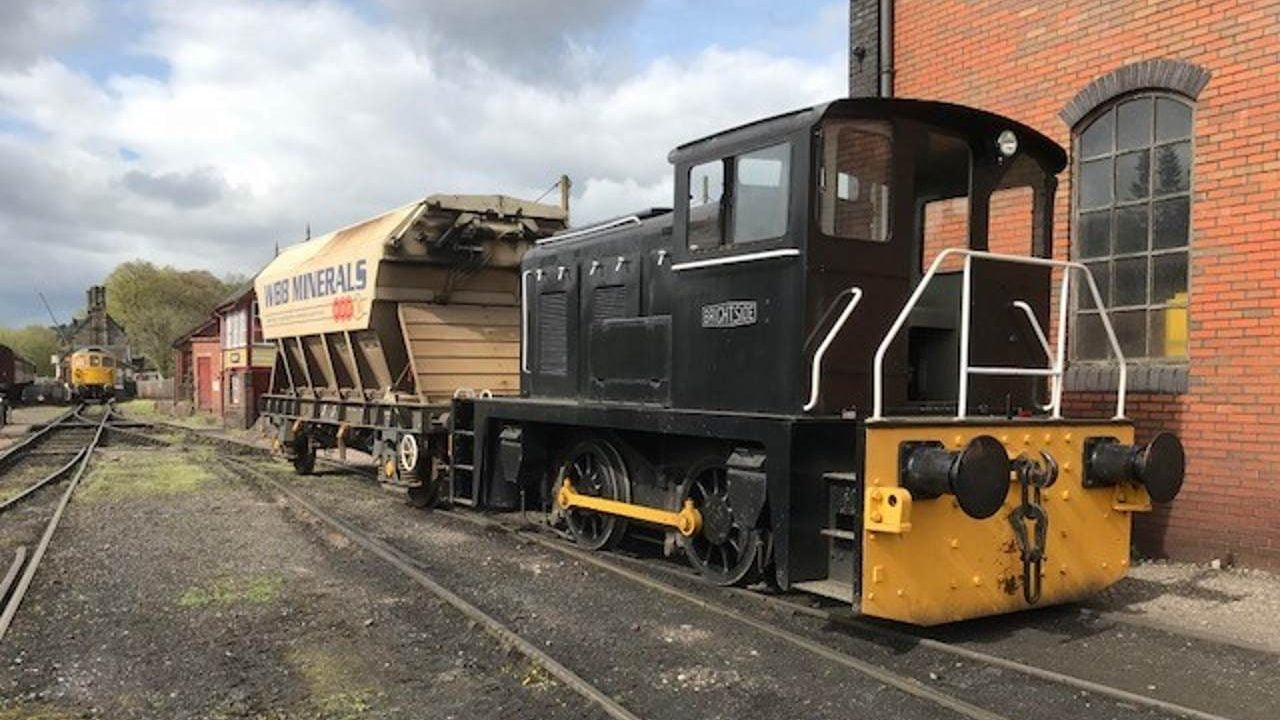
xmin=1009 ymin=450 xmax=1057 ymax=605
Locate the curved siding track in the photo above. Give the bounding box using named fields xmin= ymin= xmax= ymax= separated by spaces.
xmin=0 ymin=404 xmax=111 ymax=641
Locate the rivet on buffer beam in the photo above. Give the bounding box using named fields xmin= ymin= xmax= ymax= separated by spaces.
xmin=557 ymin=479 xmax=702 ymax=537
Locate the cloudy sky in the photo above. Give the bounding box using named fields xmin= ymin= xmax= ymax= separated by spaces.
xmin=0 ymin=0 xmax=847 ymax=326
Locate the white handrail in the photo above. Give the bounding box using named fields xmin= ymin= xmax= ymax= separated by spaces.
xmin=1011 ymin=299 xmax=1059 ymax=414
xmin=804 ymin=287 xmax=863 ymax=412
xmin=670 ymin=248 xmax=801 ymax=272
xmin=870 ymin=248 xmax=1126 ymax=421
xmin=536 ymin=215 xmax=641 ymax=245
xmin=520 ymin=269 xmax=533 ymax=373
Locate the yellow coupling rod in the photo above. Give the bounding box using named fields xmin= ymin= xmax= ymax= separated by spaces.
xmin=557 ymin=478 xmax=703 ymax=538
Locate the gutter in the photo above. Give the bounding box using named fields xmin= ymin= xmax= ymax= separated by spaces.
xmin=879 ymin=0 xmax=895 ymax=98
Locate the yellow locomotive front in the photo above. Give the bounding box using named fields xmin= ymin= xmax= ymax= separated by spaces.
xmin=859 ymin=419 xmax=1182 ymax=624
xmin=68 ymin=347 xmax=117 ymax=402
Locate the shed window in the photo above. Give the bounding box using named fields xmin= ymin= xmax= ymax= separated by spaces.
xmin=1073 ymin=94 xmax=1192 ymax=361
xmin=223 ymin=308 xmax=249 ymax=350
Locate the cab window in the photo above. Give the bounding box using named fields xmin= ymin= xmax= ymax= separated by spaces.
xmin=732 ymin=143 xmax=790 ymax=244
xmin=102 ymin=356 xmax=115 ymax=368
xmin=90 ymin=355 xmax=101 ymax=367
xmin=687 ymin=159 xmax=725 ymax=251
xmin=687 ymin=141 xmax=791 ymax=249
xmin=817 ymin=120 xmax=891 ymax=242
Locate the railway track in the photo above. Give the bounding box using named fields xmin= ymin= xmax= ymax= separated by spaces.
xmin=111 ymin=417 xmax=1256 ymax=720
xmin=239 ymin=458 xmax=1242 ymax=720
xmin=0 ymin=403 xmax=112 ymax=642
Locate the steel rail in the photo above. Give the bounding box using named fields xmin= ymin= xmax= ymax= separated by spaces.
xmin=246 ymin=445 xmax=1007 ymax=720
xmin=0 ymin=404 xmax=110 ymax=642
xmin=475 ymin=517 xmax=1237 ymax=720
xmin=0 ymin=448 xmax=87 ymax=514
xmin=0 ymin=404 xmax=83 ymax=469
xmin=435 ymin=509 xmax=1007 ymax=720
xmin=224 ymin=456 xmax=644 ymax=720
xmin=0 ymin=547 xmax=25 ymax=604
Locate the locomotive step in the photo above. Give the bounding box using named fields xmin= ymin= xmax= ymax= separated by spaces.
xmin=818 ymin=528 xmax=859 ymax=542
xmin=792 ymin=579 xmax=854 ymax=604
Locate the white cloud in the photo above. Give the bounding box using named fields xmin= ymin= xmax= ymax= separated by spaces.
xmin=0 ymin=0 xmax=92 ymax=70
xmin=0 ymin=0 xmax=844 ymax=325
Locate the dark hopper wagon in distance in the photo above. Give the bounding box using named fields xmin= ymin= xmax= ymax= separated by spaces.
xmin=0 ymin=344 xmax=36 ymax=403
xmin=260 ymin=98 xmax=1187 ymax=626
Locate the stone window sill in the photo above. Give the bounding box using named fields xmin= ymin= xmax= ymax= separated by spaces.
xmin=1064 ymin=364 xmax=1188 ymax=395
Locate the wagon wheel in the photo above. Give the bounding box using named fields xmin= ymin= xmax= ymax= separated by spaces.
xmin=292 ymin=435 xmax=316 ymax=476
xmin=681 ymin=459 xmax=762 ymax=586
xmin=556 ymin=438 xmax=630 ymax=550
xmin=407 ymin=453 xmax=444 ymax=509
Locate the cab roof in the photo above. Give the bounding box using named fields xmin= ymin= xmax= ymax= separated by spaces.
xmin=668 ymin=97 xmax=1067 ymax=173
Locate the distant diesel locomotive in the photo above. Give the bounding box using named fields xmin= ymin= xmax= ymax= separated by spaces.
xmin=262 ymin=98 xmax=1186 ymax=625
xmin=66 ymin=347 xmax=117 ymax=402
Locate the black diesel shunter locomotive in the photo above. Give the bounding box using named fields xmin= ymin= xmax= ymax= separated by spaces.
xmin=271 ymin=98 xmax=1187 ymax=625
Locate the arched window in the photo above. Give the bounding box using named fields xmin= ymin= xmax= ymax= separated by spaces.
xmin=1073 ymin=93 xmax=1193 ymax=362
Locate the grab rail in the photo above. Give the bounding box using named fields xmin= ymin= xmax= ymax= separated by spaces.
xmin=520 ymin=269 xmax=533 ymax=373
xmin=1011 ymin=300 xmax=1058 ymax=413
xmin=870 ymin=248 xmax=1126 ymax=421
xmin=536 ymin=216 xmax=641 ymax=245
xmin=804 ymin=287 xmax=863 ymax=412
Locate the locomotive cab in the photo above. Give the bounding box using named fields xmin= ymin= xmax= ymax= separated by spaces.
xmin=662 ymin=98 xmax=1064 ymax=418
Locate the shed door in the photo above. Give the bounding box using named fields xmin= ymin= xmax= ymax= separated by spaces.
xmin=196 ymin=356 xmax=211 ymax=409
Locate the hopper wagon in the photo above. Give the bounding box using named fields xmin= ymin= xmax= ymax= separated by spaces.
xmin=258 ymin=194 xmax=568 ymax=504
xmin=0 ymin=345 xmax=35 ymax=402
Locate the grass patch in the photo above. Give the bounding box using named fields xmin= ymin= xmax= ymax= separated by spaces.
xmin=78 ymin=449 xmax=214 ymax=503
xmin=113 ymin=398 xmax=159 ymax=417
xmin=284 ymin=645 xmax=379 ymax=719
xmin=114 ymin=398 xmax=220 ymax=429
xmin=177 ymin=574 xmax=284 ymax=608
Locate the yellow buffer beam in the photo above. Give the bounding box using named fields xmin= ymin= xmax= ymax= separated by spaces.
xmin=557 ymin=479 xmax=702 ymax=537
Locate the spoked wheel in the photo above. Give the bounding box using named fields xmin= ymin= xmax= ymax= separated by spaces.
xmin=682 ymin=459 xmax=763 ymax=586
xmin=556 ymin=438 xmax=631 ymax=550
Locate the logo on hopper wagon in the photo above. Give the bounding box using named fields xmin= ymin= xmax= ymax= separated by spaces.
xmin=701 ymin=300 xmax=758 ymax=328
xmin=261 ymin=259 xmax=368 ymax=309
xmin=331 ymin=296 xmax=356 ymax=321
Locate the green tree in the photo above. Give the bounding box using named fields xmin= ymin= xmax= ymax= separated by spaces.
xmin=0 ymin=325 xmax=61 ymax=376
xmin=105 ymin=261 xmax=240 ymax=376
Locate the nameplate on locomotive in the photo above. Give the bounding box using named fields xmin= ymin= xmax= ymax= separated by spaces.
xmin=701 ymin=300 xmax=757 ymax=328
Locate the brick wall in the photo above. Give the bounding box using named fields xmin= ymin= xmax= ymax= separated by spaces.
xmin=893 ymin=0 xmax=1280 ymax=567
xmin=848 ymin=0 xmax=882 ymax=97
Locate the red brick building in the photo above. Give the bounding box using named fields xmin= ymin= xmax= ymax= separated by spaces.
xmin=172 ymin=316 xmax=222 ymax=416
xmin=214 ymin=287 xmax=275 ymax=429
xmin=850 ymin=1 xmax=1280 ymax=567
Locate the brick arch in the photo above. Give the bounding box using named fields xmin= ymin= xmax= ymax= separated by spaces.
xmin=1060 ymin=59 xmax=1211 ymax=128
